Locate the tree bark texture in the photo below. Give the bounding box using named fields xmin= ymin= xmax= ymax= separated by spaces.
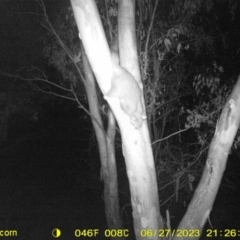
xmin=116 ymin=1 xmax=164 ymax=239
xmin=71 ymin=1 xmax=164 ymax=239
xmin=174 ymin=76 xmax=240 ymax=240
xmin=81 ymin=43 xmax=123 ymax=233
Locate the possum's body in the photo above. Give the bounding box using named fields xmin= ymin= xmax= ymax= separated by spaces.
xmin=104 ymin=45 xmax=146 ymax=129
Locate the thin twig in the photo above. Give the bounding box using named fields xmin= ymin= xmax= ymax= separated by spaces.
xmin=143 ymin=0 xmax=159 ymax=76
xmin=71 ymin=86 xmax=107 ymax=134
xmin=152 ymin=128 xmax=190 ymax=145
xmin=39 ymin=0 xmax=85 ymax=83
xmin=1 ymin=71 xmax=72 ymax=92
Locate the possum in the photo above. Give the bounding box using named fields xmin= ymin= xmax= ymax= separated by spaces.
xmin=104 ymin=40 xmax=146 ymax=129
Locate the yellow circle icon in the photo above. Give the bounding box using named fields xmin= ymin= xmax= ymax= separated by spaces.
xmin=52 ymin=228 xmax=61 ymax=238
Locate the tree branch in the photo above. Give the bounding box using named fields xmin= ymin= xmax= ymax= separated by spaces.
xmin=152 ymin=127 xmax=190 ymax=145
xmin=39 ymin=0 xmax=85 ymax=84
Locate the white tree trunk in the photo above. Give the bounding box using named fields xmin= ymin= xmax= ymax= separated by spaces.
xmin=174 ymin=76 xmax=240 ymax=240
xmin=70 ymin=0 xmax=164 ymax=238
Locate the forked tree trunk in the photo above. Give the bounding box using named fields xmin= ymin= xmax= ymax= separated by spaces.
xmin=71 ymin=1 xmax=164 ymax=239
xmin=82 ymin=45 xmax=123 ymax=233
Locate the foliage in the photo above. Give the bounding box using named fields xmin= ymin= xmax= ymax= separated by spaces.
xmin=135 ymin=0 xmax=240 ymax=208
xmin=42 ymin=7 xmax=82 ymax=88
xmin=40 ymin=0 xmax=240 ymax=209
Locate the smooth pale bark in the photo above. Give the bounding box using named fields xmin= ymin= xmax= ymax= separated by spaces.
xmin=116 ymin=1 xmax=163 ymax=238
xmin=174 ymin=76 xmax=240 ymax=240
xmin=70 ymin=0 xmax=164 ymax=238
xmin=70 ymin=0 xmax=112 ymax=94
xmin=81 ymin=43 xmax=122 ymax=232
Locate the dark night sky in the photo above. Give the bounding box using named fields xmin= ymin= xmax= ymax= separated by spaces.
xmin=0 ymin=1 xmax=109 ymax=238
xmin=0 ymin=1 xmax=41 ymax=71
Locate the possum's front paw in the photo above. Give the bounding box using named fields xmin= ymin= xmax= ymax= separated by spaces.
xmin=130 ymin=117 xmax=139 ymax=129
xmin=130 ymin=115 xmax=147 ymax=129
